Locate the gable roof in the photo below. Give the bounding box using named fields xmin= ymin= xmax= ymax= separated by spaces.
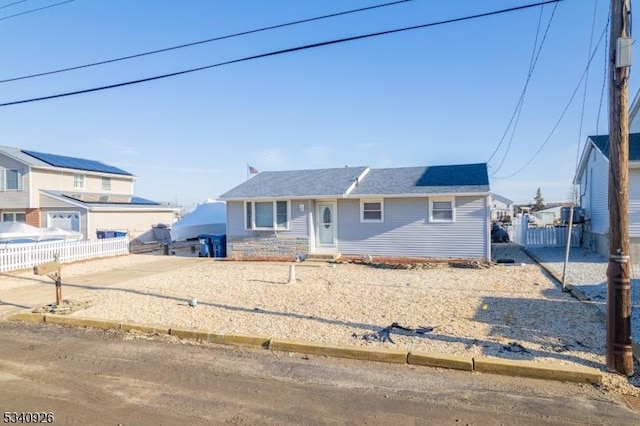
xmin=589 ymin=134 xmax=640 ymax=162
xmin=219 ymin=166 xmax=369 ymax=199
xmin=0 ymin=145 xmax=134 ymax=176
xmin=350 ymin=163 xmax=489 ymax=196
xmin=573 ymin=133 xmax=640 ymax=183
xmin=491 ymin=193 xmax=513 ymax=205
xmin=219 ymin=163 xmax=490 ymax=200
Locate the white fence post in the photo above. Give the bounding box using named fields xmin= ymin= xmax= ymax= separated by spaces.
xmin=0 ymin=236 xmax=130 ymax=273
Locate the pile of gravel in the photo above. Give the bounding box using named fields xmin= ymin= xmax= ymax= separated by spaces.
xmin=526 ymin=247 xmax=640 ymax=343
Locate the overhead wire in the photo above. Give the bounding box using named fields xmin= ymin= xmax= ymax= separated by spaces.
xmin=0 ymin=0 xmax=30 ymax=11
xmin=0 ymin=0 xmax=73 ymax=22
xmin=486 ymin=5 xmax=546 ymax=167
xmin=0 ymin=0 xmax=566 ymax=107
xmin=0 ymin=0 xmax=413 ymax=84
xmin=492 ymin=17 xmax=609 ymax=180
xmin=574 ymin=0 xmax=600 ymax=171
xmin=489 ymin=3 xmax=558 ymax=176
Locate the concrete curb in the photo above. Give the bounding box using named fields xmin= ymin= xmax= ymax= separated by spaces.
xmin=221 ymin=332 xmax=271 ymax=349
xmin=6 ymin=312 xmax=46 ymax=323
xmin=269 ymin=338 xmax=407 ymax=364
xmin=5 ymin=313 xmax=604 ymax=384
xmin=45 ymin=315 xmax=121 ymax=330
xmin=474 ymin=356 xmax=602 ymax=384
xmin=121 ymin=322 xmax=170 ymax=335
xmin=408 ymin=350 xmax=473 ymax=371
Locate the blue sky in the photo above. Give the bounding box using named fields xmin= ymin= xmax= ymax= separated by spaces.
xmin=1 ymin=0 xmax=636 ymax=207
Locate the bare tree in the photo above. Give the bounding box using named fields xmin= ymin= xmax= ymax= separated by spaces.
xmin=566 ymin=185 xmax=579 ymax=206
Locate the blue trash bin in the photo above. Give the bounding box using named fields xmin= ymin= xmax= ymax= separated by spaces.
xmin=197 ymin=234 xmax=226 ymax=258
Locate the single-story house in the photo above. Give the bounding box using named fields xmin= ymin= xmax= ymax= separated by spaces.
xmin=219 ymin=163 xmax=491 ymax=260
xmin=573 ymin=133 xmax=640 ymax=257
xmin=0 ymin=145 xmax=178 ymax=239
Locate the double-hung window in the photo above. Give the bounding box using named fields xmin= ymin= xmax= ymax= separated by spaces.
xmin=430 ymin=197 xmax=455 ymax=222
xmin=0 ymin=169 xmax=22 ymax=191
xmin=245 ymin=201 xmax=289 ymax=230
xmin=360 ymin=199 xmax=383 ymax=222
xmin=101 ymin=177 xmax=112 ymax=191
xmin=74 ymin=174 xmax=85 ymax=189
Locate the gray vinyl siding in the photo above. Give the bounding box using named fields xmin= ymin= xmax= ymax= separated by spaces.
xmin=581 ymin=149 xmax=609 ymax=235
xmin=0 ymin=154 xmax=29 ymax=208
xmin=630 ymin=170 xmax=640 ymax=237
xmin=226 ymin=200 xmax=309 ymax=238
xmin=337 ymin=196 xmax=488 ymax=259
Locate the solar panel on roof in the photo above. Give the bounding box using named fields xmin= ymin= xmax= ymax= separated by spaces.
xmin=22 ymin=150 xmax=133 ymax=176
xmin=62 ymin=193 xmax=159 ymax=205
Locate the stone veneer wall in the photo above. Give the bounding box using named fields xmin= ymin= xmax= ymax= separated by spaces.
xmin=227 ymin=235 xmax=309 ymax=259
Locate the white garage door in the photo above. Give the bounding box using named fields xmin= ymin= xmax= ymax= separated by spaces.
xmin=48 ymin=212 xmax=80 ymax=232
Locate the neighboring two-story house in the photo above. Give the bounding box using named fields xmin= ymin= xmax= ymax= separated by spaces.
xmin=490 ymin=194 xmax=514 ymax=222
xmin=0 ymin=146 xmax=177 ymax=239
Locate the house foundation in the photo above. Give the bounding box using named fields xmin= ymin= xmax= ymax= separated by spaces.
xmin=583 ymin=231 xmax=640 ymax=260
xmin=227 ymin=235 xmax=309 ymax=260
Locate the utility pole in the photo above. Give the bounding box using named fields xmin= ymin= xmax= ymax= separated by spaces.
xmin=606 ymin=0 xmax=633 ymax=376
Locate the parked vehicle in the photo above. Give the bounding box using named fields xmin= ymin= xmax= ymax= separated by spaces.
xmin=491 ymin=223 xmax=509 ymax=243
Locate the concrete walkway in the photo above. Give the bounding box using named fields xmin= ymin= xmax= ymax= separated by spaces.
xmin=0 ymin=256 xmax=203 ymax=319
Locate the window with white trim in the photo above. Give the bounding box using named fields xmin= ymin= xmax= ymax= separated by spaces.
xmin=2 ymin=212 xmax=26 ymax=223
xmin=73 ymin=174 xmax=85 ymax=189
xmin=101 ymin=177 xmax=111 ymax=191
xmin=430 ymin=197 xmax=455 ymax=222
xmin=245 ymin=201 xmax=289 ymax=230
xmin=0 ymin=169 xmax=22 ymax=191
xmin=360 ymin=199 xmax=383 ymax=222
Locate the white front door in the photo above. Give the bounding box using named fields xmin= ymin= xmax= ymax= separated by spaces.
xmin=316 ymin=202 xmax=336 ymax=250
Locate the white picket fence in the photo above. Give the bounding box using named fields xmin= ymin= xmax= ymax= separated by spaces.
xmin=510 ymin=218 xmax=582 ymax=248
xmin=0 ymin=237 xmax=129 ymax=273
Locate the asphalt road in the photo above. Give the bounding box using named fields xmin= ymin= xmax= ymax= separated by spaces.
xmin=0 ymin=322 xmax=637 ymax=425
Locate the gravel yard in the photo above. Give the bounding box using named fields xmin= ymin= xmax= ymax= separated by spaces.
xmin=527 ymin=246 xmax=640 ymax=343
xmin=3 ymin=244 xmax=639 ymax=395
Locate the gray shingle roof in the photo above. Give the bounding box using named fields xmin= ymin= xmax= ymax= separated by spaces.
xmin=351 ymin=163 xmax=489 ymax=195
xmin=589 ymin=133 xmax=640 ymax=161
xmin=219 ymin=167 xmax=368 ymax=199
xmin=220 ymin=163 xmax=490 ymax=199
xmin=0 ymin=145 xmax=51 ymax=167
xmin=492 ymin=193 xmax=513 ymax=205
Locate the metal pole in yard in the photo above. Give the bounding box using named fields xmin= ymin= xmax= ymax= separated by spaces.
xmin=561 ymin=206 xmax=574 ymax=291
xmin=289 ymin=264 xmax=296 ymax=284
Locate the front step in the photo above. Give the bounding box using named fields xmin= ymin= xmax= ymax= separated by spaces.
xmin=306 ymin=253 xmax=341 ymax=262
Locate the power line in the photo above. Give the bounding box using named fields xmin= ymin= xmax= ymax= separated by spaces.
xmin=489 ymin=3 xmax=558 ymax=176
xmin=0 ymin=0 xmax=73 ymax=22
xmin=0 ymin=0 xmax=565 ymax=108
xmin=492 ymin=18 xmax=609 ymax=180
xmin=0 ymin=0 xmax=413 ymax=84
xmin=0 ymin=0 xmax=30 ymax=11
xmin=574 ymin=0 xmax=600 ymax=172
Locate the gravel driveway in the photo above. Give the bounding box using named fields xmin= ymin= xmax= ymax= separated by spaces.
xmin=526 ymin=246 xmax=640 ymax=343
